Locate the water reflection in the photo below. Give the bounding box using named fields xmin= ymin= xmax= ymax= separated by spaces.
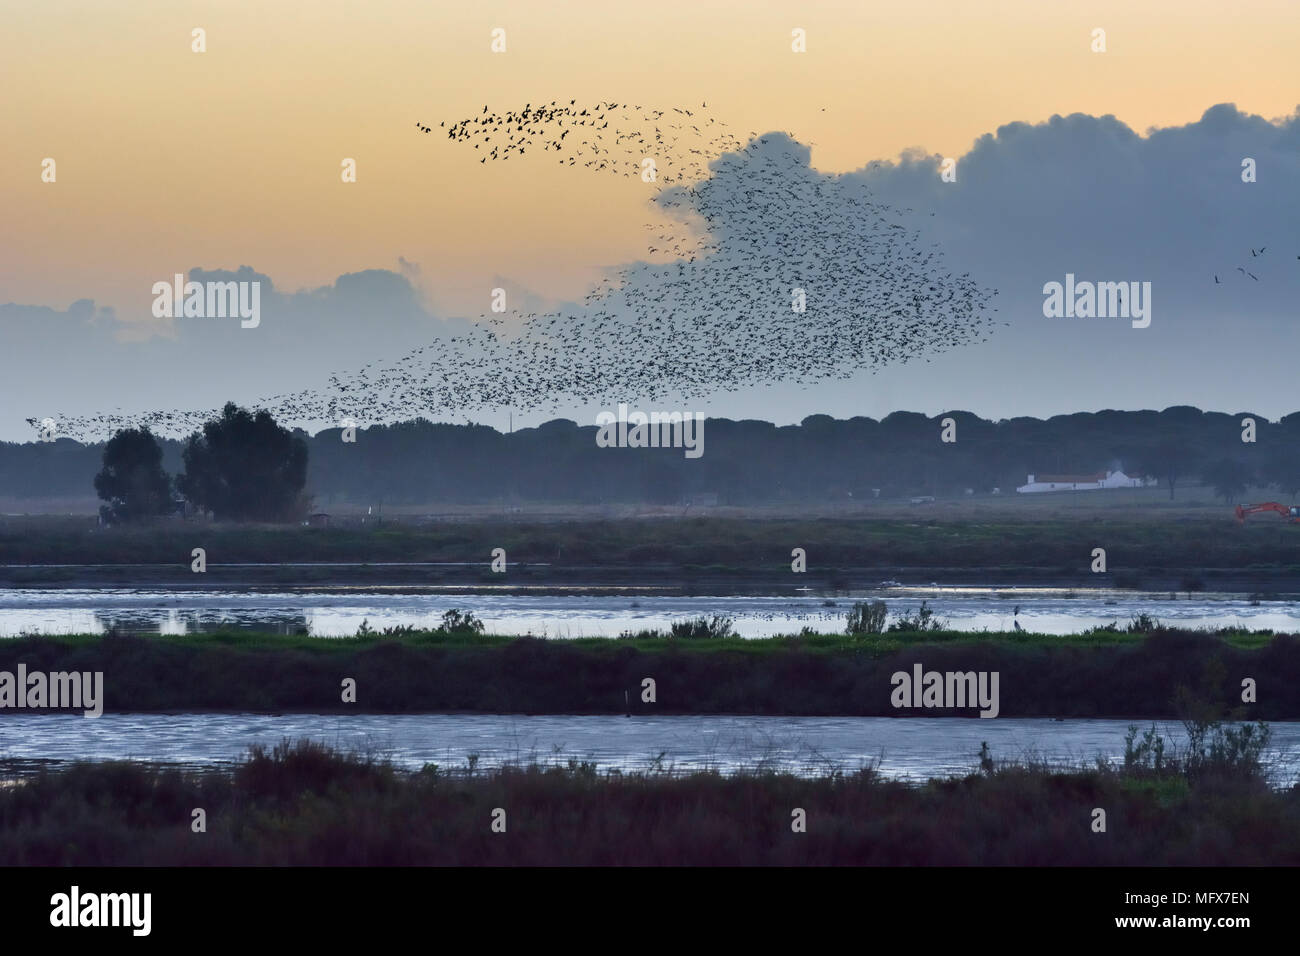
xmin=95 ymin=610 xmax=311 ymax=636
xmin=0 ymin=587 xmax=1297 ymax=638
xmin=0 ymin=713 xmax=1297 ymax=784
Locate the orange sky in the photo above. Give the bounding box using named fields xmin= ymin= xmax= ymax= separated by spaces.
xmin=3 ymin=0 xmax=1297 ymax=325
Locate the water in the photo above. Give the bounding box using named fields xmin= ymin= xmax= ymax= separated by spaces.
xmin=0 ymin=585 xmax=1296 ymax=637
xmin=1 ymin=713 xmax=1296 ymax=783
xmin=3 ymin=587 xmax=1294 ymax=784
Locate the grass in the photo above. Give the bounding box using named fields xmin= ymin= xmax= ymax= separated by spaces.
xmin=1 ymin=736 xmax=1296 ymax=865
xmin=4 ymin=514 xmax=1300 ymax=576
xmin=10 ymin=620 xmax=1282 ymax=652
xmin=1 ymin=626 xmax=1296 ymax=716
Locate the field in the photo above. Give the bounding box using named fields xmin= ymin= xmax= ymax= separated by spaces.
xmin=3 ymin=506 xmax=1300 ymax=591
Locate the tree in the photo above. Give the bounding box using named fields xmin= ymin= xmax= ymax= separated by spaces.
xmin=93 ymin=428 xmax=173 ymax=523
xmin=1200 ymin=458 xmax=1252 ymax=504
xmin=1264 ymin=450 xmax=1300 ymax=501
xmin=178 ymin=403 xmax=308 ymax=521
xmin=1143 ymin=440 xmax=1197 ymax=501
xmin=639 ymin=457 xmax=686 ymax=505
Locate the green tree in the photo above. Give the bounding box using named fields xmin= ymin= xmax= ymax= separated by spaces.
xmin=1265 ymin=450 xmax=1300 ymax=501
xmin=178 ymin=403 xmax=309 ymax=521
xmin=1200 ymin=457 xmax=1252 ymax=504
xmin=1143 ymin=440 xmax=1198 ymax=501
xmin=93 ymin=428 xmax=173 ymax=523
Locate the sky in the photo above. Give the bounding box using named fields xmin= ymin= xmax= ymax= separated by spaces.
xmin=2 ymin=1 xmax=1299 ymax=440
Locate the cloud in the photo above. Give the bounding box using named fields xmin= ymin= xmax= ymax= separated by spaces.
xmin=0 ymin=267 xmax=468 ymax=439
xmin=822 ymin=102 xmax=1300 ymax=418
xmin=396 ymin=257 xmax=421 ymax=281
xmin=5 ymin=102 xmax=1299 ymax=440
xmin=852 ymin=103 xmax=1300 ymax=312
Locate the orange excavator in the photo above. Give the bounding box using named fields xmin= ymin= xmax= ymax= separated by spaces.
xmin=1235 ymin=502 xmax=1300 ymax=524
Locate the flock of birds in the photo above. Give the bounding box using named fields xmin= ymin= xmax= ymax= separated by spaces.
xmin=1213 ymin=246 xmax=1295 ymax=284
xmin=418 ymin=100 xmax=751 ymax=187
xmin=34 ymin=101 xmax=1000 ymax=442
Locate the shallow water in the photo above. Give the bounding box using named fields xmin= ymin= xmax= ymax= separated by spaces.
xmin=1 ymin=713 xmax=1296 ymax=783
xmin=0 ymin=585 xmax=1296 ymax=637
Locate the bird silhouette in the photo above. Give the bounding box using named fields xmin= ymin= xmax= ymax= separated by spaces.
xmin=39 ymin=101 xmax=1001 ymax=441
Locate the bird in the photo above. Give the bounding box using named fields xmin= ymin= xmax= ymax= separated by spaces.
xmin=39 ymin=101 xmax=1002 ymax=442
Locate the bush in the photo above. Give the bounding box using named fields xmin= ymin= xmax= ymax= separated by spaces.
xmin=887 ymin=601 xmax=945 ymax=632
xmin=438 ymin=609 xmax=485 ymax=635
xmin=669 ymin=615 xmax=737 ymax=639
xmin=1123 ymin=720 xmax=1272 ymax=783
xmin=355 ymin=611 xmax=483 ymax=638
xmin=1183 ymin=719 xmax=1271 ymax=782
xmin=1126 ymin=613 xmax=1162 ymax=634
xmin=355 ymin=619 xmax=421 ymax=637
xmin=234 ymin=739 xmax=394 ymax=803
xmin=845 ymin=600 xmax=888 ymax=637
xmin=618 ymin=628 xmax=665 ymax=639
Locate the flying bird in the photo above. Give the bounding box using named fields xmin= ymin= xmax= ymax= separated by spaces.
xmin=37 ymin=101 xmax=1001 ymax=441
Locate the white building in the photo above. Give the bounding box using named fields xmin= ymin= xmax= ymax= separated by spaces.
xmin=1016 ymin=470 xmax=1153 ymax=494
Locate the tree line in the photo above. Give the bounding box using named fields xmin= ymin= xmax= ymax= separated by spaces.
xmin=0 ymin=404 xmax=1295 ymax=517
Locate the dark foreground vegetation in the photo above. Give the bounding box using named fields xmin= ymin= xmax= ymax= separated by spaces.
xmin=1 ymin=734 xmax=1295 ymax=865
xmin=3 ymin=625 xmax=1296 ymax=717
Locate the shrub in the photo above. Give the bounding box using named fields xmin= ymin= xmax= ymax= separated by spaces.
xmin=887 ymin=600 xmax=945 ymax=632
xmin=1122 ymin=720 xmax=1272 ymax=784
xmin=669 ymin=615 xmax=737 ymax=639
xmin=438 ymin=609 xmax=485 ymax=635
xmin=1126 ymin=613 xmax=1162 ymax=634
xmin=845 ymin=600 xmax=888 ymax=637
